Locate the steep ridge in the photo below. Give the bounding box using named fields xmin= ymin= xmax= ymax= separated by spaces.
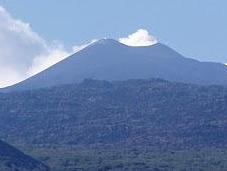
xmin=0 ymin=140 xmax=49 ymax=171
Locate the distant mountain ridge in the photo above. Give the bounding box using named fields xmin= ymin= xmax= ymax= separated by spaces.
xmin=1 ymin=39 xmax=227 ymax=92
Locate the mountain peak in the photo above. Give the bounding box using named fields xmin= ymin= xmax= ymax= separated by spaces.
xmin=89 ymin=38 xmax=127 ymax=49
xmin=2 ymin=39 xmax=227 ymax=92
xmin=88 ymin=38 xmax=162 ymax=50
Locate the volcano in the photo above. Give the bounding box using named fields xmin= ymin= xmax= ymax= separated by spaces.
xmin=2 ymin=39 xmax=227 ymax=92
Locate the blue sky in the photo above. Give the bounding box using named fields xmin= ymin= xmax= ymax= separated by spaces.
xmin=0 ymin=0 xmax=226 ymax=87
xmin=1 ymin=0 xmax=227 ymax=62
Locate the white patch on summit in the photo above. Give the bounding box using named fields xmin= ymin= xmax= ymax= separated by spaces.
xmin=119 ymin=29 xmax=158 ymax=47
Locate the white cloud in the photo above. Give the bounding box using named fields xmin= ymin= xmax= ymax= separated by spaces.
xmin=0 ymin=67 xmax=22 ymax=88
xmin=28 ymin=39 xmax=98 ymax=77
xmin=0 ymin=6 xmax=160 ymax=88
xmin=27 ymin=46 xmax=70 ymax=76
xmin=0 ymin=6 xmax=47 ymax=77
xmin=119 ymin=29 xmax=158 ymax=47
xmin=0 ymin=6 xmax=96 ymax=88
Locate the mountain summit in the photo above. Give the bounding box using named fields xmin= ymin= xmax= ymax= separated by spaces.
xmin=2 ymin=39 xmax=227 ymax=92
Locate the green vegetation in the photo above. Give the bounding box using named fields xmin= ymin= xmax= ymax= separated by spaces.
xmin=1 ymin=78 xmax=227 ymax=170
xmin=18 ymin=145 xmax=227 ymax=171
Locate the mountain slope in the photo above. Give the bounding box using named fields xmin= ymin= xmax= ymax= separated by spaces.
xmin=2 ymin=39 xmax=227 ymax=92
xmin=1 ymin=79 xmax=227 ymax=149
xmin=0 ymin=140 xmax=49 ymax=171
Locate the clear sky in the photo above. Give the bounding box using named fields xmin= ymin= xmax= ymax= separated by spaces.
xmin=0 ymin=0 xmax=227 ymax=87
xmin=1 ymin=0 xmax=227 ymax=62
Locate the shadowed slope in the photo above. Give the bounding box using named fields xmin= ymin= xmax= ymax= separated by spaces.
xmin=0 ymin=140 xmax=49 ymax=171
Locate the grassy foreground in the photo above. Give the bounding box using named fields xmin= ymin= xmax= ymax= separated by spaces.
xmin=16 ymin=145 xmax=227 ymax=171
